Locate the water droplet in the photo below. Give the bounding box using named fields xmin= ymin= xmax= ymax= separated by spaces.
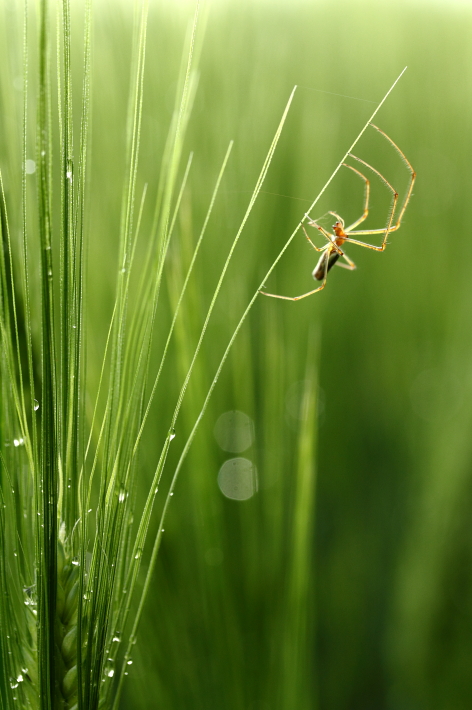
xmin=88 ymin=508 xmax=92 ymax=513
xmin=34 ymin=399 xmax=39 ymax=411
xmin=10 ymin=679 xmax=19 ymax=689
xmin=169 ymin=429 xmax=176 ymax=441
xmin=170 ymin=492 xmax=174 ymax=496
xmin=16 ymin=674 xmax=23 ymax=683
xmin=127 ymin=660 xmax=133 ymax=665
xmin=13 ymin=550 xmax=17 ymax=557
xmin=71 ymin=558 xmax=79 ymax=566
xmin=47 ymin=269 xmax=52 ymax=277
xmin=13 ymin=438 xmax=24 ymax=447
xmin=107 ymin=669 xmax=114 ymax=678
xmin=134 ymin=548 xmax=142 ymax=560
xmin=66 ymin=171 xmax=72 ymax=181
xmin=25 ymin=159 xmax=36 ymax=175
xmin=118 ymin=489 xmax=126 ymax=503
xmin=112 ymin=632 xmax=121 ymax=643
xmin=72 ymin=324 xmax=76 ymax=329
xmin=161 ymin=529 xmax=165 ymax=533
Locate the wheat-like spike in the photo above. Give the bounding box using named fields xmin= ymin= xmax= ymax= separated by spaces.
xmin=56 ymin=531 xmax=79 ymax=708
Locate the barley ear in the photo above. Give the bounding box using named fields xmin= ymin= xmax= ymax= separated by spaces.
xmin=56 ymin=536 xmax=79 ymax=708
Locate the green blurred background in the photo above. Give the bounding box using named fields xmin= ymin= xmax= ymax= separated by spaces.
xmin=3 ymin=0 xmax=472 ymax=707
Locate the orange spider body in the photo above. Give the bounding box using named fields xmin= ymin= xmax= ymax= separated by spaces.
xmin=312 ymin=222 xmax=346 ymax=281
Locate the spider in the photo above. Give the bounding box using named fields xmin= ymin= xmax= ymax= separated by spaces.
xmin=260 ymin=123 xmax=416 ymax=301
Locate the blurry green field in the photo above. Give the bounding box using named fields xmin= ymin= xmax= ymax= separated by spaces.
xmin=2 ymin=0 xmax=472 ymax=708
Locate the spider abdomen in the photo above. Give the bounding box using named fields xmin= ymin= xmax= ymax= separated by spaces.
xmin=313 ymin=250 xmax=340 ymax=281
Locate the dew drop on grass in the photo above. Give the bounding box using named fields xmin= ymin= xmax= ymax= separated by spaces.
xmin=34 ymin=399 xmax=39 ymax=411
xmin=112 ymin=632 xmax=121 ymax=643
xmin=134 ymin=549 xmax=142 ymax=560
xmin=13 ymin=438 xmax=24 ymax=447
xmin=118 ymin=489 xmax=126 ymax=503
xmin=169 ymin=429 xmax=176 ymax=441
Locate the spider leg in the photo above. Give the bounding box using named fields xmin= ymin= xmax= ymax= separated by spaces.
xmin=341 ymin=163 xmax=370 ymax=231
xmin=347 ymin=153 xmax=399 ymax=250
xmin=304 ymin=222 xmax=344 ymax=256
xmin=328 ymin=210 xmax=345 ymax=227
xmin=346 ymin=226 xmax=401 ymax=235
xmin=259 ymin=238 xmax=330 ymax=301
xmin=304 ymin=211 xmax=331 ymax=223
xmin=301 ymin=224 xmax=329 ymax=253
xmin=341 ymin=233 xmax=394 ymax=252
xmin=369 ymin=123 xmax=416 ymax=227
xmin=259 ymin=281 xmax=328 ymax=301
xmin=335 ymin=251 xmax=356 ymax=270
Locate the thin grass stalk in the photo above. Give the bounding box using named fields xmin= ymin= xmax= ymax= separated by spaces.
xmin=281 ymin=332 xmax=319 ymax=708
